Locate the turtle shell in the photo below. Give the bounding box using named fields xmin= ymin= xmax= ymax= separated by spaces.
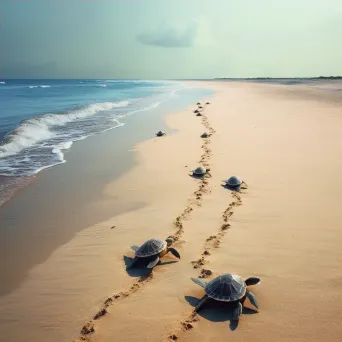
xmin=135 ymin=239 xmax=166 ymax=258
xmin=193 ymin=167 xmax=206 ymax=175
xmin=201 ymin=133 xmax=209 ymax=138
xmin=156 ymin=131 xmax=165 ymax=136
xmin=205 ymin=274 xmax=246 ymax=302
xmin=225 ymin=176 xmax=242 ymax=187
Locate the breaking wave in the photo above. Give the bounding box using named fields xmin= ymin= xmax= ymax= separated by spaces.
xmin=0 ymin=101 xmax=129 ymax=160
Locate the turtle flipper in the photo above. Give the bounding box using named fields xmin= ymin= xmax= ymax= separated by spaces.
xmin=246 ymin=291 xmax=259 ymax=309
xmin=127 ymin=257 xmax=139 ymax=269
xmin=232 ymin=302 xmax=243 ymax=321
xmin=130 ymin=245 xmax=140 ymax=252
xmin=167 ymin=247 xmax=180 ymax=259
xmin=195 ymin=294 xmax=209 ymax=312
xmin=191 ymin=278 xmax=207 ymax=288
xmin=245 ymin=277 xmax=261 ymax=286
xmin=147 ymin=255 xmax=160 ymax=269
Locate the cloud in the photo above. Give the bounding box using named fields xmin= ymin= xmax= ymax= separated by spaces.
xmin=137 ymin=21 xmax=199 ymax=48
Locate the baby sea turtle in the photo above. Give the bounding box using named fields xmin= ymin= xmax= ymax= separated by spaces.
xmin=222 ymin=176 xmax=247 ymax=189
xmin=192 ymin=167 xmax=207 ymax=176
xmin=196 ymin=113 xmax=202 ymax=117
xmin=156 ymin=131 xmax=166 ymax=137
xmin=129 ymin=238 xmax=180 ymax=269
xmin=197 ymin=102 xmax=201 ymax=105
xmin=206 ymin=102 xmax=210 ymax=105
xmin=191 ymin=274 xmax=261 ymax=320
xmin=201 ymin=132 xmax=209 ymax=138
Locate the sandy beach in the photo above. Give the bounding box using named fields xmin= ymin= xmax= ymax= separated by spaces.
xmin=1 ymin=80 xmax=342 ymax=342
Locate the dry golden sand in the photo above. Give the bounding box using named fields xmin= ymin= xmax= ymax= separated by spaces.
xmin=74 ymin=81 xmax=342 ymax=342
xmin=2 ymin=81 xmax=342 ymax=342
xmin=92 ymin=82 xmax=342 ymax=342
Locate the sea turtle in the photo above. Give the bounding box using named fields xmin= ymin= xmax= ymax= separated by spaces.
xmin=194 ymin=109 xmax=200 ymax=114
xmin=201 ymin=132 xmax=209 ymax=138
xmin=196 ymin=113 xmax=202 ymax=117
xmin=206 ymin=102 xmax=210 ymax=105
xmin=192 ymin=167 xmax=207 ymax=176
xmin=222 ymin=176 xmax=247 ymax=189
xmin=156 ymin=131 xmax=166 ymax=137
xmin=191 ymin=274 xmax=261 ymax=320
xmin=129 ymin=238 xmax=180 ymax=269
xmin=197 ymin=102 xmax=201 ymax=105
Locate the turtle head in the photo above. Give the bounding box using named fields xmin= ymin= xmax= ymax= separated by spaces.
xmin=245 ymin=277 xmax=261 ymax=286
xmin=165 ymin=237 xmax=174 ymax=246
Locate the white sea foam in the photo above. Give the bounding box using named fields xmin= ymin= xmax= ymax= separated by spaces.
xmin=0 ymin=81 xmax=5 ymax=84
xmin=58 ymin=141 xmax=73 ymax=150
xmin=0 ymin=101 xmax=129 ymax=159
xmin=51 ymin=141 xmax=73 ymax=163
xmin=51 ymin=148 xmax=65 ymax=161
xmin=0 ymin=80 xmax=195 ymax=178
xmin=28 ymin=85 xmax=51 ymax=89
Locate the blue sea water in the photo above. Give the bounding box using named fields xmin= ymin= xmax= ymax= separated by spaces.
xmin=0 ymin=79 xmax=211 ymax=178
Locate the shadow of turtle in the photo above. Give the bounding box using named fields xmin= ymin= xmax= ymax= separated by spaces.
xmin=220 ymin=184 xmax=242 ymax=192
xmin=123 ymin=256 xmax=178 ymax=279
xmin=189 ymin=173 xmax=206 ymax=180
xmin=123 ymin=256 xmax=152 ymax=280
xmin=185 ymin=296 xmax=257 ymax=331
xmin=221 ymin=184 xmax=247 ymax=194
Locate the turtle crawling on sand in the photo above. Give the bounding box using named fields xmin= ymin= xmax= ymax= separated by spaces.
xmin=222 ymin=176 xmax=247 ymax=189
xmin=191 ymin=274 xmax=261 ymax=320
xmin=192 ymin=167 xmax=207 ymax=177
xmin=156 ymin=130 xmax=166 ymax=137
xmin=129 ymin=238 xmax=180 ymax=269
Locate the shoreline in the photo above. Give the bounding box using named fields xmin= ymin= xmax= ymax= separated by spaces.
xmin=0 ymin=86 xmax=215 ymax=342
xmin=0 ymin=84 xmax=213 ymax=298
xmin=1 ymin=80 xmax=342 ymax=342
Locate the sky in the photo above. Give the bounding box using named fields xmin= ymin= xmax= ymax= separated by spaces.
xmin=0 ymin=0 xmax=342 ymax=79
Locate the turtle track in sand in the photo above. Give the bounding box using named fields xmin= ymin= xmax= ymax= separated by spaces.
xmin=167 ymin=191 xmax=243 ymax=341
xmin=73 ymin=102 xmax=214 ymax=342
xmin=167 ymin=103 xmax=214 ymax=241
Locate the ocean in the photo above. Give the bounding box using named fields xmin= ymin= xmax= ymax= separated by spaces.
xmin=0 ymin=79 xmax=213 ymax=207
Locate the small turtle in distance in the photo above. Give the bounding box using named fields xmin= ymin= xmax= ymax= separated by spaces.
xmin=156 ymin=131 xmax=166 ymax=137
xmin=222 ymin=176 xmax=247 ymax=189
xmin=191 ymin=167 xmax=207 ymax=177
